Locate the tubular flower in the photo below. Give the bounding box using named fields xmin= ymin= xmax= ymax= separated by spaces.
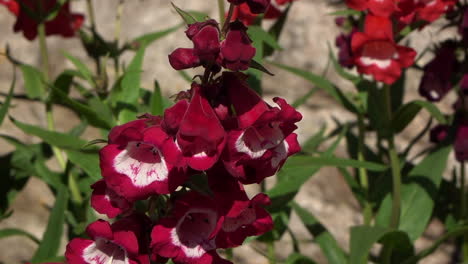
xmin=456 ymin=122 xmax=468 ymax=162
xmin=418 ymin=42 xmax=457 ymax=102
xmin=396 ymin=0 xmax=455 ymax=25
xmin=99 ymin=115 xmax=187 ymax=201
xmin=207 ymin=172 xmax=274 ymax=248
xmin=345 ymin=0 xmax=398 ymax=17
xmin=0 ymin=0 xmax=84 ymax=40
xmin=351 ymin=15 xmax=416 ymax=84
xmin=90 ymin=180 xmax=133 ymax=219
xmin=219 ymin=21 xmax=256 ymax=71
xmin=221 ymin=73 xmax=302 ymax=184
xmin=169 ymin=84 xmax=226 ymax=171
xmin=150 ymin=191 xmax=232 ymax=264
xmin=228 ymin=0 xmax=271 ymax=14
xmin=66 ymin=216 xmax=151 ymax=264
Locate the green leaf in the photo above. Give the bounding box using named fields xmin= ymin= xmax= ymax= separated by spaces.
xmin=11 ymin=118 xmax=88 ymax=150
xmin=392 ymin=100 xmax=447 ymax=133
xmin=264 ymin=3 xmax=291 ymax=57
xmin=150 ymin=80 xmax=164 ymax=116
xmin=132 ymin=24 xmax=181 ymax=47
xmin=31 ymin=186 xmax=68 ymax=263
xmin=44 ymin=0 xmax=68 ymax=21
xmin=292 ymin=202 xmax=347 ymax=264
xmin=50 ymin=86 xmax=113 ymax=129
xmin=63 ymin=52 xmax=95 ymax=86
xmin=292 ymin=87 xmax=319 ymax=109
xmin=171 ymin=2 xmax=197 ymax=24
xmin=250 ymin=60 xmax=274 ymax=76
xmin=270 ymin=61 xmax=360 ymax=113
xmin=375 ymin=145 xmax=451 ymax=240
xmin=248 ymin=26 xmax=283 ymax=51
xmin=20 ymin=64 xmax=45 ymax=99
xmin=285 ymin=253 xmax=317 ymax=264
xmin=402 ymin=225 xmax=468 ymax=264
xmin=66 ymin=150 xmax=100 ymax=181
xmin=0 ymin=70 xmax=16 ymax=125
xmin=300 ymin=124 xmax=327 ymax=153
xmin=328 ymin=45 xmax=360 ymax=84
xmin=327 ymin=9 xmax=362 ymax=16
xmin=284 ymin=156 xmax=387 ymax=171
xmin=184 ymin=173 xmax=213 ymax=197
xmin=0 ymin=228 xmax=40 ymax=244
xmin=117 ymin=45 xmax=146 ymax=123
xmin=349 ymin=226 xmax=413 ymax=264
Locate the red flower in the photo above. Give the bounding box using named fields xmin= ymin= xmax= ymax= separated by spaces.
xmin=228 ymin=0 xmax=271 ymax=14
xmin=418 ymin=42 xmax=457 ymax=102
xmin=0 ymin=0 xmax=84 ymax=41
xmin=219 ymin=21 xmax=256 ymax=71
xmin=455 ymin=122 xmax=468 ymax=162
xmin=230 ymin=0 xmax=292 ymax=26
xmin=335 ymin=29 xmax=357 ymax=69
xmin=90 ymin=180 xmax=133 ymax=219
xmin=351 ymin=15 xmax=416 ymax=84
xmin=430 ymin=124 xmax=449 ymax=144
xmin=171 ymin=84 xmax=226 ymax=171
xmin=66 ymin=216 xmax=151 ymax=264
xmin=150 ymin=191 xmax=232 ymax=264
xmin=396 ymin=0 xmax=455 ymax=26
xmin=345 ymin=0 xmax=398 ymax=17
xmin=99 ymin=116 xmax=187 ymax=201
xmin=221 ymin=73 xmax=302 ymax=184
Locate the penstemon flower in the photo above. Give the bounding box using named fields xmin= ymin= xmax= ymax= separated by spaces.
xmin=0 ymin=0 xmax=83 ymax=40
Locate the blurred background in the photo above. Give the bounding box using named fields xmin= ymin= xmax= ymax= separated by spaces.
xmin=0 ymin=0 xmax=458 ymax=263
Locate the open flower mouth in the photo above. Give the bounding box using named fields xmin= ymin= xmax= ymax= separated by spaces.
xmin=236 ymin=123 xmax=284 ymax=159
xmin=170 ymin=209 xmax=218 ymax=258
xmin=114 ymin=141 xmax=169 ymax=187
xmin=223 ymin=207 xmax=256 ymax=232
xmin=360 ymin=40 xmax=397 ymax=68
xmin=83 ymin=238 xmax=129 ymax=264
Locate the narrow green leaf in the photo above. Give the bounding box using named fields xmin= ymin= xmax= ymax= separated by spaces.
xmin=44 ymin=0 xmax=68 ymax=21
xmin=270 ymin=61 xmax=360 ymax=113
xmin=292 ymin=87 xmax=319 ymax=108
xmin=171 ymin=2 xmax=197 ymax=24
xmin=0 ymin=70 xmax=16 ymax=125
xmin=250 ymin=60 xmax=274 ymax=76
xmin=51 ymin=86 xmax=113 ymax=129
xmin=132 ymin=24 xmax=181 ymax=47
xmin=248 ymin=26 xmax=283 ymax=51
xmin=31 ymin=186 xmax=68 ymax=263
xmin=285 ymin=156 xmax=388 ymax=171
xmin=285 ymin=253 xmax=317 ymax=264
xmin=327 ymin=9 xmax=362 ymax=16
xmin=11 ymin=118 xmax=88 ymax=150
xmin=117 ymin=45 xmax=146 ymax=123
xmin=63 ymin=52 xmax=95 ymax=85
xmin=392 ymin=100 xmax=447 ymax=133
xmin=150 ymin=80 xmax=164 ymax=116
xmin=349 ymin=226 xmax=413 ymax=264
xmin=0 ymin=228 xmax=40 ymax=244
xmin=328 ymin=45 xmax=360 ymax=83
xmin=292 ymin=202 xmax=347 ymax=264
xmin=20 ymin=64 xmax=44 ymax=99
xmin=178 ymin=70 xmax=193 ymax=83
xmin=264 ymin=3 xmax=291 ymax=57
xmin=66 ymin=150 xmax=100 ymax=181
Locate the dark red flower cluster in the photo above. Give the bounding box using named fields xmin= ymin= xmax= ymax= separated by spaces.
xmin=229 ymin=0 xmax=295 ymax=26
xmin=64 ymin=4 xmax=301 ymax=264
xmin=0 ymin=0 xmax=83 ymax=41
xmin=337 ymin=0 xmax=461 ymax=83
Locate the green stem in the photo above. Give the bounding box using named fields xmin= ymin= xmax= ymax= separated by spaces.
xmin=267 ymin=242 xmax=276 ymax=264
xmin=38 ymin=23 xmax=66 ymax=170
xmin=86 ymin=0 xmax=97 ymax=33
xmin=68 ymin=171 xmax=83 ymax=204
xmin=358 ymin=114 xmax=372 ymax=225
xmin=222 ymin=4 xmax=235 ymax=35
xmin=383 ymin=85 xmax=402 ymax=229
xmin=114 ymin=0 xmax=125 ymax=76
xmin=218 ymin=0 xmax=226 ymax=26
xmin=460 ymin=162 xmax=468 ymax=261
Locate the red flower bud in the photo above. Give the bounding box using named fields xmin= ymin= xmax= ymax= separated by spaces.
xmin=220 ymin=21 xmax=256 ymax=71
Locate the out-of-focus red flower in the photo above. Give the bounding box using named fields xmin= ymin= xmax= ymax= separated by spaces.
xmin=335 ymin=28 xmax=357 ymax=69
xmin=0 ymin=0 xmax=84 ymax=41
xmin=345 ymin=0 xmax=398 ymax=17
xmin=418 ymin=43 xmax=457 ymax=102
xmin=228 ymin=0 xmax=271 ymax=14
xmin=396 ymin=0 xmax=455 ymax=26
xmin=351 ymin=15 xmax=416 ymax=84
xmin=230 ymin=0 xmax=294 ymax=25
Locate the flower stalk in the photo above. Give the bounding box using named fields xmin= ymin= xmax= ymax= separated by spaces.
xmin=38 ymin=22 xmax=67 ymax=170
xmin=358 ymin=114 xmax=372 ymax=225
